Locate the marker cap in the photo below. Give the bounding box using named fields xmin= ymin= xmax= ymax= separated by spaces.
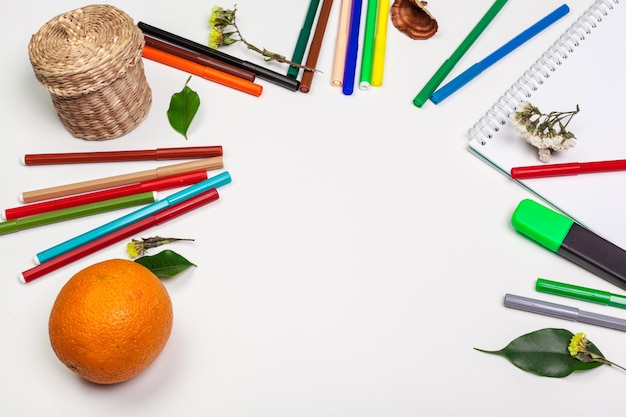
xmin=511 ymin=199 xmax=574 ymax=252
xmin=536 ymin=278 xmax=626 ymax=309
xmin=536 ymin=278 xmax=611 ymax=305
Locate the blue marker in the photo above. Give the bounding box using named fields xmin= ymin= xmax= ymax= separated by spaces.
xmin=430 ymin=4 xmax=569 ymax=104
xmin=35 ymin=171 xmax=231 ymax=264
xmin=342 ymin=0 xmax=363 ymax=95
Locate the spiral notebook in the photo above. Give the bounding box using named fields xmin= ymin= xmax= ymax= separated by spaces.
xmin=467 ymin=0 xmax=626 ymax=249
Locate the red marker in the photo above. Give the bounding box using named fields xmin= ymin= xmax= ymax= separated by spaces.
xmin=19 ymin=188 xmax=219 ymax=284
xmin=511 ymin=159 xmax=626 ymax=179
xmin=22 ymin=146 xmax=222 ymax=165
xmin=4 ymin=170 xmax=208 ymax=220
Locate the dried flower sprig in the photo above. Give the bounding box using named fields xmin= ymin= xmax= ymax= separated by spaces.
xmin=569 ymin=332 xmax=626 ymax=371
xmin=510 ymin=101 xmax=580 ymax=162
xmin=208 ymin=5 xmax=317 ymax=72
xmin=126 ymin=236 xmax=195 ymax=258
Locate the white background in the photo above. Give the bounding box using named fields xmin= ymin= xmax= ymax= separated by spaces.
xmin=2 ymin=0 xmax=624 ymax=416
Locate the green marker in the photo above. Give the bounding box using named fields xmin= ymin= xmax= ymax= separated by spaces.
xmin=358 ymin=0 xmax=379 ymax=90
xmin=512 ymin=199 xmax=626 ymax=292
xmin=0 ymin=191 xmax=156 ymax=235
xmin=412 ymin=0 xmax=509 ymax=107
xmin=536 ymin=278 xmax=626 ymax=310
xmin=287 ymin=0 xmax=321 ymax=79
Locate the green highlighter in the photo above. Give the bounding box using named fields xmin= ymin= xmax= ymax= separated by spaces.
xmin=512 ymin=199 xmax=626 ymax=291
xmin=536 ymin=278 xmax=626 ymax=310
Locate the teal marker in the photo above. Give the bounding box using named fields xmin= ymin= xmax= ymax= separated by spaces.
xmin=536 ymin=278 xmax=626 ymax=309
xmin=35 ymin=171 xmax=231 ymax=264
xmin=0 ymin=192 xmax=156 ymax=235
xmin=512 ymin=199 xmax=626 ymax=291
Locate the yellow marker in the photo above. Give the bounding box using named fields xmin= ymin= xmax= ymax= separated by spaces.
xmin=371 ymin=0 xmax=390 ymax=87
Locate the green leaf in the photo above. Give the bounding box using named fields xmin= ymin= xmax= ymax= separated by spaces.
xmin=134 ymin=249 xmax=196 ymax=278
xmin=475 ymin=328 xmax=604 ymax=378
xmin=167 ymin=76 xmax=200 ymax=139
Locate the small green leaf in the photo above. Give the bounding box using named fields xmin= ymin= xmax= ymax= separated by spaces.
xmin=475 ymin=328 xmax=604 ymax=378
xmin=134 ymin=249 xmax=196 ymax=278
xmin=167 ymin=76 xmax=200 ymax=139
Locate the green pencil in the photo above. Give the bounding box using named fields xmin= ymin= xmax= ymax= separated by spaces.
xmin=0 ymin=191 xmax=156 ymax=235
xmin=358 ymin=0 xmax=379 ymax=90
xmin=412 ymin=0 xmax=509 ymax=107
xmin=287 ymin=0 xmax=322 ymax=79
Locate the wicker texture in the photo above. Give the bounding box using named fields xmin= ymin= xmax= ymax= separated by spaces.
xmin=28 ymin=5 xmax=152 ymax=140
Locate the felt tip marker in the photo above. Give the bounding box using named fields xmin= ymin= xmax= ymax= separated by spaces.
xmin=429 ymin=4 xmax=569 ymax=104
xmin=144 ymin=35 xmax=256 ymax=82
xmin=137 ymin=22 xmax=300 ymax=92
xmin=142 ymin=46 xmax=263 ymax=97
xmin=20 ymin=188 xmax=220 ymax=284
xmin=34 ymin=171 xmax=231 ymax=264
xmin=4 ymin=170 xmax=209 ymax=220
xmin=504 ymin=293 xmax=626 ymax=332
xmin=511 ymin=158 xmax=626 ymax=179
xmin=412 ymin=0 xmax=509 ymax=107
xmin=536 ymin=278 xmax=626 ymax=310
xmin=370 ymin=0 xmax=390 ymax=87
xmin=22 ymin=146 xmax=223 ymax=165
xmin=21 ymin=156 xmax=223 ymax=203
xmin=342 ymin=0 xmax=363 ymax=96
xmin=512 ymin=199 xmax=626 ymax=291
xmin=0 ymin=192 xmax=156 ymax=235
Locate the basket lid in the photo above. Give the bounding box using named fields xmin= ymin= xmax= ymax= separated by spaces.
xmin=28 ymin=4 xmax=145 ymax=97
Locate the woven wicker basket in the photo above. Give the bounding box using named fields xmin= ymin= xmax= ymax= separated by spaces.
xmin=28 ymin=5 xmax=152 ymax=140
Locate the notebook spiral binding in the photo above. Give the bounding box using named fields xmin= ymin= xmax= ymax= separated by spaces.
xmin=468 ymin=0 xmax=619 ymax=145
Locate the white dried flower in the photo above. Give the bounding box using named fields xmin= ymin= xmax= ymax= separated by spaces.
xmin=510 ymin=101 xmax=580 ymax=162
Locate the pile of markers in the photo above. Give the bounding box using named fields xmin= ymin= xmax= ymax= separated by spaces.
xmin=3 ymin=146 xmax=229 ymax=284
xmin=136 ymin=1 xmax=391 ymax=96
xmin=330 ymin=0 xmax=390 ymax=95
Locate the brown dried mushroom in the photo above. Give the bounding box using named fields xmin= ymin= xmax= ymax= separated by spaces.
xmin=391 ymin=0 xmax=438 ymax=40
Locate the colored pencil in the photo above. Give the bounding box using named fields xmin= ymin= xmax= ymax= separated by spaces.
xmin=33 ymin=172 xmax=231 ymax=264
xmin=20 ymin=188 xmax=220 ymax=283
xmin=142 ymin=46 xmax=263 ymax=97
xmin=300 ymin=0 xmax=335 ymax=93
xmin=0 ymin=192 xmax=156 ymax=235
xmin=138 ymin=22 xmax=300 ymax=92
xmin=4 ymin=171 xmax=208 ymax=220
xmin=23 ymin=146 xmax=223 ymax=165
xmin=144 ymin=36 xmax=256 ymax=82
xmin=20 ymin=156 xmax=223 ymax=204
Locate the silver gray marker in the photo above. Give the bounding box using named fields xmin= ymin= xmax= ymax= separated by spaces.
xmin=504 ymin=293 xmax=626 ymax=332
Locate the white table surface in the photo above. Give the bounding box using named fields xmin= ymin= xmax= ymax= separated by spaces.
xmin=3 ymin=0 xmax=624 ymax=415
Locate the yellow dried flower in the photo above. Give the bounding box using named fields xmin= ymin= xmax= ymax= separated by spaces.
xmin=126 ymin=236 xmax=195 ymax=258
xmin=568 ymin=332 xmax=587 ymax=357
xmin=208 ymin=27 xmax=224 ymax=49
xmin=206 ymin=4 xmax=317 ymax=71
xmin=568 ymin=332 xmax=626 ymax=371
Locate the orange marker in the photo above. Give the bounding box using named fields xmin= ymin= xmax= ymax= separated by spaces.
xmin=142 ymin=45 xmax=263 ymax=97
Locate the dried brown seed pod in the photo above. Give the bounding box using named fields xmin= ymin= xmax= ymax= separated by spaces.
xmin=391 ymin=0 xmax=438 ymax=40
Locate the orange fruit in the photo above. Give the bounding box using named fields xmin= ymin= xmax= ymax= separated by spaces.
xmin=48 ymin=259 xmax=173 ymax=384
